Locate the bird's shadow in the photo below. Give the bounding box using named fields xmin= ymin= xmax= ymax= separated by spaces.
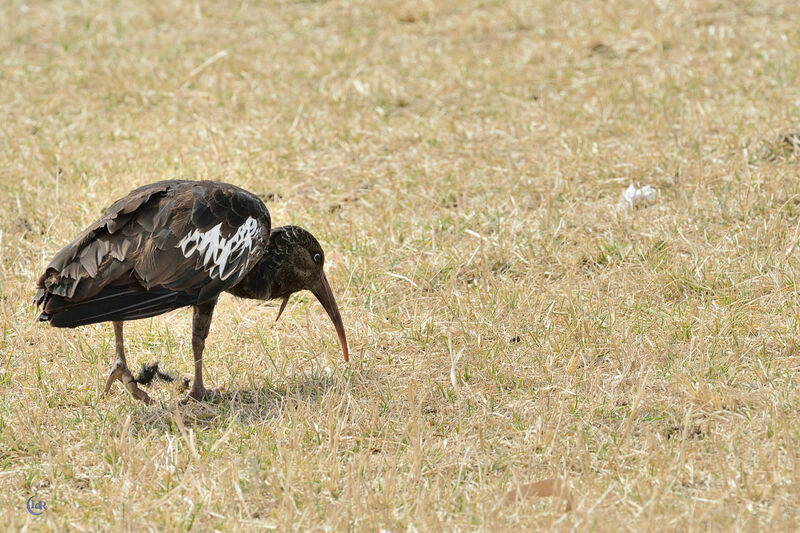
xmin=128 ymin=367 xmax=374 ymax=433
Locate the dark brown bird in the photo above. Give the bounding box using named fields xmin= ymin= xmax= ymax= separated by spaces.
xmin=34 ymin=180 xmax=349 ymax=405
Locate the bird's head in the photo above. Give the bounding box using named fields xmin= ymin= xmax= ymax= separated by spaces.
xmin=262 ymin=225 xmax=349 ymax=362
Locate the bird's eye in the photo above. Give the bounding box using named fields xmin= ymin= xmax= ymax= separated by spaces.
xmin=313 ymin=253 xmax=321 ymax=264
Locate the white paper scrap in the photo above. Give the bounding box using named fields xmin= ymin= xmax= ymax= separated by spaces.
xmin=617 ymin=184 xmax=657 ymax=210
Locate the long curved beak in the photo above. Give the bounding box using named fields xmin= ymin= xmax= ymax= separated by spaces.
xmin=311 ymin=272 xmax=349 ymax=362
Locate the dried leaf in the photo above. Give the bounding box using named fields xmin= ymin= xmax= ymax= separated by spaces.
xmin=502 ymin=478 xmax=572 ymax=512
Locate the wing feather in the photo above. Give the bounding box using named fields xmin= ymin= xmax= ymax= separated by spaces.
xmin=36 ymin=180 xmax=271 ymax=326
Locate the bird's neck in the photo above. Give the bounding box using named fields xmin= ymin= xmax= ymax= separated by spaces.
xmin=226 ymin=259 xmax=276 ymax=300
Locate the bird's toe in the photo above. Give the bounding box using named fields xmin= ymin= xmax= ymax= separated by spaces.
xmin=103 ymin=358 xmax=153 ymax=405
xmin=103 ymin=359 xmax=126 ymax=394
xmin=179 ymin=386 xmax=223 ymax=405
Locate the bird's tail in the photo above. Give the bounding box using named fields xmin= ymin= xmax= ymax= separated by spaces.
xmin=38 ymin=287 xmax=198 ymax=328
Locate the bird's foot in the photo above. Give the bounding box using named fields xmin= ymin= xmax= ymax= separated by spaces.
xmin=179 ymin=385 xmax=223 ymax=405
xmin=104 ymin=358 xmax=154 ymax=405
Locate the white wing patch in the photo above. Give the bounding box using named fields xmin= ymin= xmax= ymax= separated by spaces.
xmin=177 ymin=217 xmax=260 ymax=280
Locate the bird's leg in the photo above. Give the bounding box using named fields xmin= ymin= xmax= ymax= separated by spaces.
xmin=180 ymin=299 xmax=221 ymax=404
xmin=104 ymin=321 xmax=153 ymax=405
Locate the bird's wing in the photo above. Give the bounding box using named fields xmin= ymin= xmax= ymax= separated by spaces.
xmin=36 ymin=180 xmax=271 ymax=326
xmin=134 ymin=181 xmax=271 ymax=303
xmin=36 ymin=180 xmax=182 ymax=303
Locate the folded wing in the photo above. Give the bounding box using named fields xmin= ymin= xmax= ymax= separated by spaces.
xmin=35 ymin=180 xmax=271 ymax=327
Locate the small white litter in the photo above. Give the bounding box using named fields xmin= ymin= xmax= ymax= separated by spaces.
xmin=617 ymin=184 xmax=657 ymax=210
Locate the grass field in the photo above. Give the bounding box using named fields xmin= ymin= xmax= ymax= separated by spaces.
xmin=2 ymin=0 xmax=800 ymax=530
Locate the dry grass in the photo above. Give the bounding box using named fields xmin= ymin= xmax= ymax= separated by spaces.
xmin=2 ymin=0 xmax=800 ymax=530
